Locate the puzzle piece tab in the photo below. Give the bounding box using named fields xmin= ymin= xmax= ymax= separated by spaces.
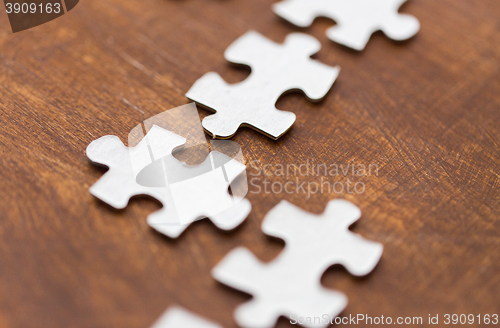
xmin=150 ymin=307 xmax=222 ymax=328
xmin=274 ymin=0 xmax=420 ymax=51
xmin=212 ymin=200 xmax=383 ymax=328
xmin=87 ymin=125 xmax=251 ymax=238
xmin=186 ymin=31 xmax=339 ymax=140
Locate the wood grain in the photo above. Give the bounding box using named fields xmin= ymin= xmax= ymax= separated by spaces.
xmin=0 ymin=0 xmax=498 ymax=327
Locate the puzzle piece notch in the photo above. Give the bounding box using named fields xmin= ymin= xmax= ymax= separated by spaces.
xmin=87 ymin=125 xmax=251 ymax=238
xmin=274 ymin=0 xmax=420 ymax=51
xmin=140 ymin=103 xmax=211 ymax=165
xmin=150 ymin=307 xmax=222 ymax=328
xmin=186 ymin=31 xmax=339 ymax=140
xmin=212 ymin=200 xmax=383 ymax=328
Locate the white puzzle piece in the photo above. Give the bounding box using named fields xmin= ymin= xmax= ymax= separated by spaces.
xmin=274 ymin=0 xmax=420 ymax=51
xmin=150 ymin=307 xmax=222 ymax=328
xmin=86 ymin=125 xmax=251 ymax=238
xmin=212 ymin=199 xmax=383 ymax=328
xmin=186 ymin=31 xmax=339 ymax=140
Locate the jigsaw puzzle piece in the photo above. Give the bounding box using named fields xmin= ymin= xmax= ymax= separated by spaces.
xmin=150 ymin=306 xmax=222 ymax=328
xmin=213 ymin=247 xmax=347 ymax=328
xmin=86 ymin=127 xmax=186 ymax=209
xmin=87 ymin=111 xmax=252 ymax=239
xmin=264 ymin=200 xmax=383 ymax=276
xmin=274 ymin=0 xmax=420 ymax=51
xmin=187 ymin=31 xmax=339 ymax=139
xmin=87 ymin=136 xmax=148 ymax=209
xmin=187 ymin=71 xmax=298 ymax=139
xmin=213 ymin=200 xmax=383 ymax=328
xmin=88 ymin=124 xmax=251 ymax=239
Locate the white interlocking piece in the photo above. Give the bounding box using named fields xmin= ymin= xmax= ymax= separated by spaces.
xmin=150 ymin=307 xmax=222 ymax=328
xmin=274 ymin=0 xmax=420 ymax=51
xmin=212 ymin=199 xmax=383 ymax=328
xmin=186 ymin=31 xmax=339 ymax=140
xmin=86 ymin=125 xmax=251 ymax=238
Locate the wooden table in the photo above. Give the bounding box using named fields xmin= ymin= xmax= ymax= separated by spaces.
xmin=0 ymin=0 xmax=498 ymax=327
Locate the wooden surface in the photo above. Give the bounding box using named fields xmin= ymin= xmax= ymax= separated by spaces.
xmin=0 ymin=0 xmax=499 ymax=327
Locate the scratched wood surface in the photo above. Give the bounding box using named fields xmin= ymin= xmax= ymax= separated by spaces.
xmin=0 ymin=0 xmax=499 ymax=327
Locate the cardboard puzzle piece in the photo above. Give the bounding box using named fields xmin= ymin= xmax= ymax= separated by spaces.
xmin=87 ymin=125 xmax=251 ymax=238
xmin=212 ymin=199 xmax=383 ymax=328
xmin=186 ymin=31 xmax=339 ymax=140
xmin=150 ymin=307 xmax=222 ymax=328
xmin=274 ymin=0 xmax=420 ymax=51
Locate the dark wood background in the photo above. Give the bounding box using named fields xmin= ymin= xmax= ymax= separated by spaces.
xmin=0 ymin=0 xmax=499 ymax=327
